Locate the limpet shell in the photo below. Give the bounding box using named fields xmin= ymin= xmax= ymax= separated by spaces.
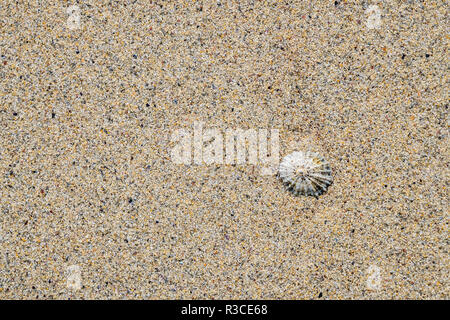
xmin=278 ymin=151 xmax=333 ymax=197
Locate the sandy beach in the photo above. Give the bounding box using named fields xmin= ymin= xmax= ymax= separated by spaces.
xmin=0 ymin=1 xmax=448 ymax=299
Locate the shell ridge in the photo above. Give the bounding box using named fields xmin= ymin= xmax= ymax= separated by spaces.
xmin=278 ymin=150 xmax=333 ymax=197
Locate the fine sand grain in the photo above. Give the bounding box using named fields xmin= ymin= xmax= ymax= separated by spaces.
xmin=0 ymin=1 xmax=448 ymax=299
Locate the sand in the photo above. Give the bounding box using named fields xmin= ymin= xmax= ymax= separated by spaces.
xmin=0 ymin=1 xmax=448 ymax=299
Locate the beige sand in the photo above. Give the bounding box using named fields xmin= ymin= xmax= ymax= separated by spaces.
xmin=0 ymin=1 xmax=448 ymax=299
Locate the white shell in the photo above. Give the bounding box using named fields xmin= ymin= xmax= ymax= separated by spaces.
xmin=278 ymin=151 xmax=333 ymax=197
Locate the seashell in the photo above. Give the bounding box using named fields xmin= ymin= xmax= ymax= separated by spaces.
xmin=278 ymin=151 xmax=333 ymax=197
